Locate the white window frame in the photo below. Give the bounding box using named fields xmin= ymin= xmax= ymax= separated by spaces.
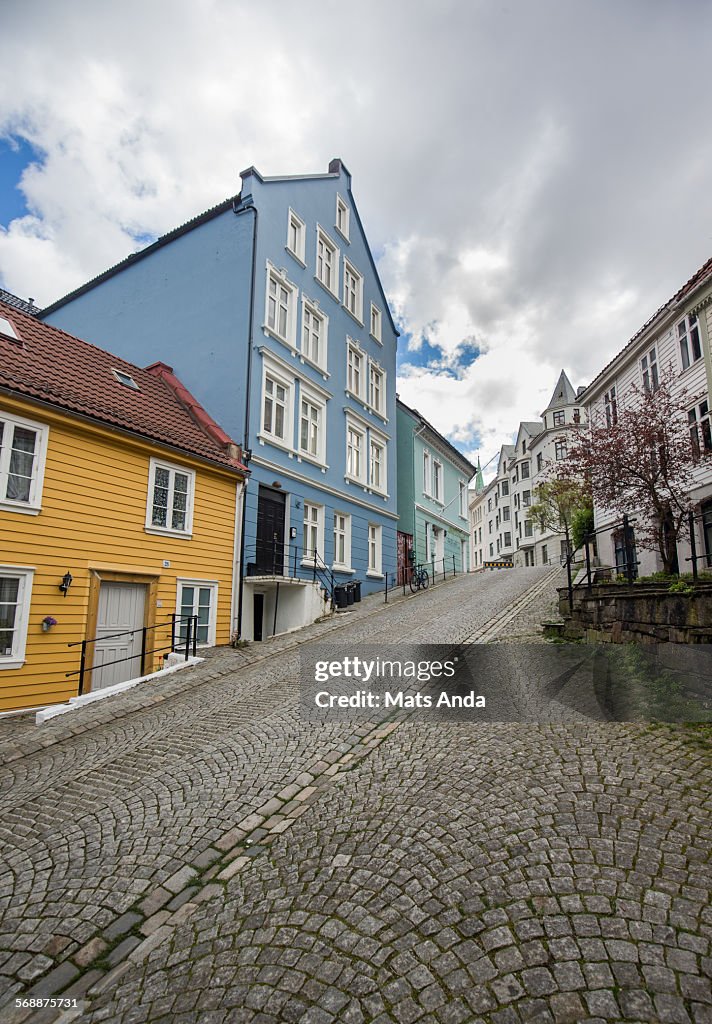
xmin=300 ymin=298 xmax=328 ymax=370
xmin=369 ymin=433 xmax=387 ymax=494
xmin=298 ymin=387 xmax=326 ymax=466
xmin=367 ymin=523 xmax=383 ymax=576
xmin=335 ymin=195 xmax=350 ymax=242
xmin=146 ymin=458 xmax=195 ymax=537
xmin=678 ymin=313 xmax=702 ymax=371
xmin=459 ymin=481 xmax=467 ymax=518
xmin=264 ymin=263 xmax=298 ymax=348
xmin=641 ymin=346 xmax=659 ymax=392
xmin=370 ymin=303 xmax=382 ymax=343
xmin=175 ymin=578 xmax=218 ymax=648
xmin=302 ymin=502 xmax=324 ymax=564
xmin=345 ymin=418 xmax=367 ymax=485
xmin=333 ymin=511 xmax=352 ymax=570
xmin=260 ymin=360 xmax=294 ymax=451
xmin=423 ymin=450 xmax=432 ymax=497
xmin=316 ymin=227 xmax=339 ymax=297
xmin=0 ymin=411 xmax=49 ymax=515
xmin=347 ymin=342 xmax=365 ymax=401
xmin=0 ymin=566 xmax=34 ymax=670
xmin=286 ymin=208 xmax=306 ymax=264
xmin=368 ymin=361 xmax=386 ymax=416
xmin=343 ymin=258 xmax=363 ymax=323
xmin=432 ymin=460 xmax=443 ymax=503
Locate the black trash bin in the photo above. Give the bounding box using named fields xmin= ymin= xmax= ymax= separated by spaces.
xmin=334 ymin=585 xmax=348 ymax=610
xmin=345 ymin=582 xmax=355 ymax=606
xmin=352 ymin=580 xmax=362 ymax=603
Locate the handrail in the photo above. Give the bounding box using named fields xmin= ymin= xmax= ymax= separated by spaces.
xmin=66 ymin=614 xmax=198 ymax=696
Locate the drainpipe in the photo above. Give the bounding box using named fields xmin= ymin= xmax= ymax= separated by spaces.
xmin=233 ymin=199 xmax=259 ymax=641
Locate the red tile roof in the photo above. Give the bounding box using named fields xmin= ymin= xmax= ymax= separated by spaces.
xmin=0 ymin=300 xmax=247 ymax=473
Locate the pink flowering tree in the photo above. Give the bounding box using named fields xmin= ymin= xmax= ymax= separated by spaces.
xmin=560 ymin=369 xmax=706 ymax=575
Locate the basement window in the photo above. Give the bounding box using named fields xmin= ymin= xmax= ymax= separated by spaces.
xmin=112 ymin=369 xmax=140 ymax=390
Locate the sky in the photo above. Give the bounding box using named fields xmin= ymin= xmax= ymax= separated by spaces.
xmin=1 ymin=0 xmax=711 ymax=478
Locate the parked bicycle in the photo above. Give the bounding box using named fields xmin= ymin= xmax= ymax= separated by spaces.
xmin=409 ymin=565 xmax=430 ymax=593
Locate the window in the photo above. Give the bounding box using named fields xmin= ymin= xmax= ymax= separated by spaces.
xmin=343 ymin=259 xmax=363 ymax=321
xmin=523 ymin=490 xmax=531 ymax=507
xmin=0 ymin=412 xmax=48 ymax=512
xmin=425 ymin=452 xmax=432 ymax=497
xmin=0 ymin=315 xmax=20 ymax=342
xmin=489 ymin=543 xmax=494 ymax=557
xmin=347 ymin=344 xmax=364 ymax=398
xmin=299 ymin=397 xmax=322 ymax=460
xmin=316 ymin=228 xmax=338 ymax=294
xmin=555 ymin=440 xmax=567 ymax=460
xmin=346 ymin=423 xmax=365 ymax=482
xmin=0 ymin=568 xmax=34 ymax=669
xmin=146 ymin=460 xmax=194 ymax=535
xmin=542 ymin=544 xmax=548 ymax=565
xmin=502 ymin=506 xmax=510 ymax=522
xmin=287 ymin=209 xmax=306 ymax=263
xmin=370 ymin=437 xmax=385 ymax=492
xmin=678 ymin=313 xmax=702 ymax=370
xmin=176 ymin=580 xmax=217 ymax=647
xmin=302 ymin=302 xmax=326 ymax=367
xmin=605 ymin=386 xmax=618 ymax=427
xmin=500 ymin=480 xmax=509 ymax=497
xmin=333 ymin=512 xmax=352 ymax=568
xmin=524 ymin=520 xmax=533 ymax=538
xmin=536 ymin=452 xmax=543 ymax=472
xmin=487 ymin=496 xmax=492 ymax=512
xmin=521 ymin=462 xmax=530 ymax=479
xmin=263 ymin=374 xmax=289 ymax=443
xmin=369 ymin=363 xmax=385 ymax=414
xmin=689 ymin=400 xmax=712 ymax=458
xmin=303 ymin=503 xmax=323 ymax=561
xmin=265 ymin=267 xmax=296 ymax=345
xmin=336 ymin=195 xmax=349 ymax=240
xmin=368 ymin=524 xmax=382 ymax=575
xmin=641 ymin=346 xmax=659 ymax=391
xmin=459 ymin=481 xmax=467 ymax=518
xmin=522 ymin=440 xmax=527 ymax=454
xmin=552 ymin=410 xmax=565 ymax=426
xmin=489 ymin=521 xmax=493 ymax=534
xmin=112 ymin=369 xmax=139 ymax=390
xmin=433 ymin=461 xmax=443 ymax=502
xmin=504 ymin=532 xmax=512 ymax=547
xmin=370 ymin=304 xmax=382 ymax=342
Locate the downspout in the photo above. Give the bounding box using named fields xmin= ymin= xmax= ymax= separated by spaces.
xmin=233 ymin=199 xmax=258 ymax=640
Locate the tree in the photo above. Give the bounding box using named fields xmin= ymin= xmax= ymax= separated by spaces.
xmin=560 ymin=368 xmax=707 ymax=575
xmin=529 ymin=478 xmax=592 ymax=559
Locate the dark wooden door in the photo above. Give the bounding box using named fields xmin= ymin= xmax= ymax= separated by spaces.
xmin=256 ymin=486 xmax=286 ymax=574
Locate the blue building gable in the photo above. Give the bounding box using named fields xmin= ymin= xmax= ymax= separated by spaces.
xmin=42 ymin=159 xmax=399 ymax=641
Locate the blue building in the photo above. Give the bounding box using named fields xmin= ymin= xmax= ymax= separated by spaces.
xmin=42 ymin=159 xmax=399 ymax=641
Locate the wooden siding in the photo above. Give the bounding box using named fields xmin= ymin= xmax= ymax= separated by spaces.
xmin=0 ymin=395 xmax=240 ymax=712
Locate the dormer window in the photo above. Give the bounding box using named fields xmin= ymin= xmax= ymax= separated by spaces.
xmin=0 ymin=315 xmax=21 ymax=344
xmin=112 ymin=369 xmax=140 ymax=390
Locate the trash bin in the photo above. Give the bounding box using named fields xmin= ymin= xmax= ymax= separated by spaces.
xmin=334 ymin=585 xmax=348 ymax=609
xmin=352 ymin=580 xmax=362 ymax=603
xmin=345 ymin=582 xmax=355 ymax=606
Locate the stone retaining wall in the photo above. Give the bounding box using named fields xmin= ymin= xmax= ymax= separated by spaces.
xmin=558 ymin=582 xmax=712 ymax=644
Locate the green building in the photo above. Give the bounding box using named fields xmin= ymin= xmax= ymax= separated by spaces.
xmin=396 ymin=398 xmax=477 ymax=582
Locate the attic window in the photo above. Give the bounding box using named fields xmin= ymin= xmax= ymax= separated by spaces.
xmin=112 ymin=369 xmax=140 ymax=390
xmin=0 ymin=315 xmax=21 ymax=343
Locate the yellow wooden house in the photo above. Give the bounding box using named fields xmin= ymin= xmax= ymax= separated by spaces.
xmin=0 ymin=297 xmax=247 ymax=712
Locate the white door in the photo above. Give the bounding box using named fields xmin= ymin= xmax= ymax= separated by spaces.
xmin=93 ymin=582 xmax=146 ymax=690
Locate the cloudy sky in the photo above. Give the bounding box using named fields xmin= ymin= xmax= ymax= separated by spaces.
xmin=1 ymin=0 xmax=711 ymax=476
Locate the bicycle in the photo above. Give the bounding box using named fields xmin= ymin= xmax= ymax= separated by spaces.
xmin=409 ymin=565 xmax=430 ymax=593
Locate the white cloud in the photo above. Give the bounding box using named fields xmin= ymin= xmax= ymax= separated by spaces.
xmin=1 ymin=0 xmax=710 ymax=466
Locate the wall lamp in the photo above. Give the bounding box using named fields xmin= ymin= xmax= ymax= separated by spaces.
xmin=59 ymin=571 xmax=73 ymax=597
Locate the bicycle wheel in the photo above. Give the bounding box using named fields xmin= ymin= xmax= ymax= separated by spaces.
xmin=409 ymin=570 xmax=419 ymax=594
xmin=420 ymin=569 xmax=430 ymax=590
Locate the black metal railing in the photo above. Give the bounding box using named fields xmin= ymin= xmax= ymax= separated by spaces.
xmin=385 ymin=555 xmax=459 ymax=603
xmin=243 ymin=542 xmax=338 ymax=604
xmin=66 ymin=614 xmax=198 ymax=697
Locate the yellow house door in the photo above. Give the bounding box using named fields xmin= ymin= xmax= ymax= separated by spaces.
xmin=93 ymin=582 xmax=146 ymax=690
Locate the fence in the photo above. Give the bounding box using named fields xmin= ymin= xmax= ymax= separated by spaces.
xmin=66 ymin=614 xmax=198 ymax=697
xmin=384 ymin=555 xmax=459 ymax=603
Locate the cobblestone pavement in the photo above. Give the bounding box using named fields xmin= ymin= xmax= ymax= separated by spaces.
xmin=1 ymin=567 xmax=711 ymax=1024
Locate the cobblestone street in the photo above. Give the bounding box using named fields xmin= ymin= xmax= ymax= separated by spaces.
xmin=1 ymin=567 xmax=711 ymax=1024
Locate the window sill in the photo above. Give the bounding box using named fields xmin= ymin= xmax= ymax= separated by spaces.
xmin=299 ymin=353 xmax=330 ymax=378
xmin=296 ymin=452 xmax=329 ymax=472
xmin=369 ymin=333 xmax=383 ymax=346
xmin=343 ymin=306 xmax=364 ymax=329
xmin=0 ymin=501 xmax=41 ymax=516
xmin=333 ymin=565 xmax=355 ymax=574
xmin=262 ymin=324 xmax=297 ymax=351
xmin=145 ymin=526 xmax=193 ymax=540
xmin=314 ymin=276 xmax=339 ymax=303
xmin=257 ymin=433 xmax=295 ymax=457
xmin=344 ymin=474 xmax=368 ymax=489
xmin=285 ymin=246 xmax=306 ymax=268
xmin=0 ymin=657 xmax=26 ymax=671
xmin=334 ymin=225 xmax=350 ymax=245
xmin=366 ymin=570 xmax=384 ymax=579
